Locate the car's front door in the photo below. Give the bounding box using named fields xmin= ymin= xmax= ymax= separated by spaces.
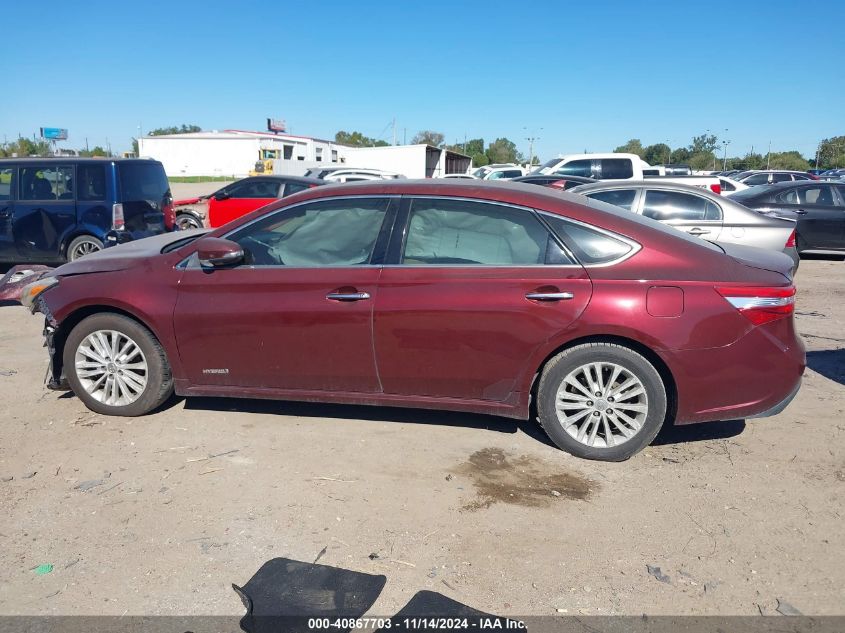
xmin=638 ymin=189 xmax=723 ymax=242
xmin=373 ymin=197 xmax=593 ymax=402
xmin=13 ymin=164 xmax=76 ymax=262
xmin=207 ymin=178 xmax=282 ymax=227
xmin=776 ymin=184 xmax=843 ymax=250
xmin=173 ymin=196 xmax=396 ymax=392
xmin=0 ymin=165 xmax=15 ymax=262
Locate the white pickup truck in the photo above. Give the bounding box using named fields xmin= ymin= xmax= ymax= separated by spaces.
xmin=535 ymin=153 xmax=722 ymax=194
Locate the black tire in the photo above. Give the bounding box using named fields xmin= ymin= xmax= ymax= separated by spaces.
xmin=66 ymin=235 xmax=104 ymax=262
xmin=176 ymin=213 xmax=202 ymax=230
xmin=536 ymin=342 xmax=667 ymax=461
xmin=63 ymin=313 xmax=173 ymax=416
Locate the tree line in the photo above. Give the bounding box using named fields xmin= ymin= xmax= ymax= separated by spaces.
xmin=614 ymin=134 xmax=844 ymax=171
xmin=334 ymin=130 xmax=531 ymax=166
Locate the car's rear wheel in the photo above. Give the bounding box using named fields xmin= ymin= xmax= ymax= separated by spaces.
xmin=63 ymin=313 xmax=173 ymax=416
xmin=66 ymin=235 xmax=103 ymax=261
xmin=537 ymin=342 xmax=667 ymax=461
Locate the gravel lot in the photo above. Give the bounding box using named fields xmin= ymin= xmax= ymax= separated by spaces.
xmin=0 ymin=256 xmax=842 ymax=618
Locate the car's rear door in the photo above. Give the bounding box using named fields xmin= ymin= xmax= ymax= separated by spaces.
xmin=372 ymin=196 xmax=592 ymax=403
xmin=173 ymin=196 xmax=397 ymax=392
xmin=0 ymin=165 xmax=16 ymax=261
xmin=638 ymin=188 xmax=723 ymax=242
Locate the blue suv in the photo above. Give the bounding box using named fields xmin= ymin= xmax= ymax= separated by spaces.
xmin=0 ymin=158 xmax=174 ymax=263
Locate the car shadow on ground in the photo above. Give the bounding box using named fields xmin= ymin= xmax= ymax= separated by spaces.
xmin=173 ymin=395 xmax=747 ymax=451
xmin=806 ymin=349 xmax=845 ymax=385
xmin=652 ymin=419 xmax=745 ymax=446
xmin=177 ymin=395 xmax=559 ymax=446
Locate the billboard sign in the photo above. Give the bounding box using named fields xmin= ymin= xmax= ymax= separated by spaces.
xmin=40 ymin=127 xmax=68 ymax=140
xmin=266 ymin=118 xmax=286 ymax=133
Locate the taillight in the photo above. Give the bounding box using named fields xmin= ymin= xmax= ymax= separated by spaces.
xmin=716 ymin=286 xmax=796 ymax=326
xmin=112 ymin=203 xmax=124 ymax=230
xmin=709 ymin=183 xmax=722 ymax=195
xmin=163 ymin=201 xmax=175 ymax=231
xmin=785 ymin=229 xmax=796 ymax=249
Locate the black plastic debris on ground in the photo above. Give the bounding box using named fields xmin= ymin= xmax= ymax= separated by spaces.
xmin=378 ymin=591 xmax=518 ymax=632
xmin=233 ymin=557 xmax=386 ymax=633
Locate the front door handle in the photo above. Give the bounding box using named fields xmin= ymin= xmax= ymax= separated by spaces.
xmin=687 ymin=227 xmax=711 ymax=235
xmin=326 ymin=291 xmax=370 ymax=301
xmin=525 ymin=291 xmax=574 ymax=301
xmin=795 ymin=209 xmax=808 ymax=215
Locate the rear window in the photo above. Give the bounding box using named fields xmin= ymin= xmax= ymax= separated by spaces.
xmin=555 ymin=159 xmax=592 ymax=178
xmin=586 ymin=189 xmax=638 ymax=211
xmin=542 ymin=214 xmax=634 ymax=265
xmin=600 ymin=159 xmax=634 ymax=179
xmin=119 ymin=162 xmax=170 ymax=203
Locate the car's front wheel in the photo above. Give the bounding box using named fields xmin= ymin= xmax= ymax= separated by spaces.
xmin=63 ymin=313 xmax=173 ymax=416
xmin=537 ymin=342 xmax=667 ymax=461
xmin=176 ymin=213 xmax=202 ymax=230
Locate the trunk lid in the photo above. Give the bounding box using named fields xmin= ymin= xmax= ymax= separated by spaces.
xmin=717 ymin=242 xmax=794 ymax=281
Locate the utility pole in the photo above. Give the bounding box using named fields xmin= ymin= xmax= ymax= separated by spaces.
xmin=392 ymin=118 xmax=396 ymax=146
xmin=403 ymin=128 xmax=406 ymax=145
xmin=814 ymin=142 xmax=820 ymax=169
xmin=722 ymin=140 xmax=731 ymax=171
xmin=525 ymin=136 xmax=540 ymax=167
xmin=766 ymin=140 xmax=771 ymax=169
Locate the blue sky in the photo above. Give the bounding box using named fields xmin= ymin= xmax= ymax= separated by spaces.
xmin=2 ymin=0 xmax=842 ymax=159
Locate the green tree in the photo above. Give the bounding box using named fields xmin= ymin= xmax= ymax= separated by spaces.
xmin=0 ymin=136 xmax=51 ymax=157
xmin=79 ymin=146 xmax=109 ymax=157
xmin=766 ymin=151 xmax=809 ymax=171
xmin=613 ymin=139 xmax=645 ymax=158
xmin=334 ymin=130 xmax=389 ymax=147
xmin=817 ymin=135 xmax=845 ymax=169
xmin=485 ymin=137 xmax=520 ymax=164
xmin=643 ymin=143 xmax=671 ymax=166
xmin=411 ymin=130 xmax=445 ymax=147
xmin=690 ymin=133 xmax=719 ymax=154
xmin=688 ymin=151 xmax=716 ymax=171
xmin=148 ymin=124 xmax=202 ymax=136
xmin=671 ymin=147 xmax=691 ymax=164
xmin=471 ymin=152 xmax=489 ymax=167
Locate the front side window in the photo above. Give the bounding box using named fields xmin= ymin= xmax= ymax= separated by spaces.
xmin=586 ymin=189 xmax=638 ymax=211
xmin=0 ymin=167 xmax=12 ymax=201
xmin=20 ymin=166 xmax=74 ymax=201
xmin=743 ymin=173 xmax=769 ymax=186
xmin=600 ymin=159 xmax=634 ymax=179
xmin=228 ymin=197 xmax=389 ymax=266
xmin=228 ymin=179 xmax=280 ymax=199
xmin=403 ymin=198 xmax=562 ymax=265
xmin=555 ymin=159 xmax=592 ymax=178
xmin=641 ymin=190 xmax=721 ymax=221
xmin=543 ymin=214 xmax=634 ymax=265
xmin=778 ymin=186 xmax=836 ymax=206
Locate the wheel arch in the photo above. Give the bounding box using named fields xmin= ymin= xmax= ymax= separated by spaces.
xmin=50 ymin=305 xmax=162 ymax=386
xmin=62 ymin=232 xmax=104 ymax=260
xmin=528 ymin=334 xmax=678 ymax=426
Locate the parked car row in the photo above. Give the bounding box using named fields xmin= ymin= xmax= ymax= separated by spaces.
xmin=17 ymin=179 xmax=804 ymax=462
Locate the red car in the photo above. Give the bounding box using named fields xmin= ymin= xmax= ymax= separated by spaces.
xmin=20 ymin=180 xmax=804 ymax=461
xmin=173 ymin=175 xmax=324 ymax=229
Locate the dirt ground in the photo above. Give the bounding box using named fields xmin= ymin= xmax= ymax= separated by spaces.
xmin=0 ymin=256 xmax=842 ymax=618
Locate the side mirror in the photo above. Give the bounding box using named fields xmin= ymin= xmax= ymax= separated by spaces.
xmin=197 ymin=237 xmax=244 ymax=268
xmin=213 ymin=191 xmax=230 ymax=201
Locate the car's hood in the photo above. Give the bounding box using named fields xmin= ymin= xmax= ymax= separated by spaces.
xmin=717 ymin=242 xmax=794 ymax=280
xmin=53 ymin=229 xmax=210 ymax=276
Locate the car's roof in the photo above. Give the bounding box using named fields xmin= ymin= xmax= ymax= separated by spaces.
xmin=569 ymin=180 xmax=719 ymax=195
xmin=245 ymin=175 xmax=325 ymax=184
xmin=0 ymin=157 xmax=161 ymax=164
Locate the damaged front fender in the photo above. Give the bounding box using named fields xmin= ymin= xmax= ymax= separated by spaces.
xmin=0 ymin=265 xmax=54 ymax=303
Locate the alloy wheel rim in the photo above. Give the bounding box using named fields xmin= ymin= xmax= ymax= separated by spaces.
xmin=74 ymin=330 xmax=148 ymax=406
xmin=555 ymin=361 xmax=648 ymax=448
xmin=71 ymin=240 xmax=101 ymax=260
xmin=178 ymin=217 xmax=200 ymax=230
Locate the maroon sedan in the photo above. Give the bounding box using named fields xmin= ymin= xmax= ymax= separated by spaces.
xmin=19 ymin=180 xmax=804 ymax=461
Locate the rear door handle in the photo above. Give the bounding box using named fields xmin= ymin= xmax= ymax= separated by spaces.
xmin=687 ymin=227 xmax=711 ymax=235
xmin=795 ymin=209 xmax=808 ymax=215
xmin=326 ymin=291 xmax=370 ymax=301
xmin=525 ymin=292 xmax=574 ymax=301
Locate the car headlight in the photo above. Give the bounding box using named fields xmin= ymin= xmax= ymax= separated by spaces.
xmin=20 ymin=277 xmax=59 ymax=310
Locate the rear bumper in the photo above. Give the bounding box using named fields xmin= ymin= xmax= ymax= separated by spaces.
xmin=669 ymin=318 xmax=805 ymax=424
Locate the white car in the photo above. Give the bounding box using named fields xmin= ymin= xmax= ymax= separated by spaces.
xmin=718 ymin=176 xmax=749 ymax=197
xmin=471 ymin=164 xmax=525 ymax=180
xmin=323 ymin=168 xmax=405 ymax=183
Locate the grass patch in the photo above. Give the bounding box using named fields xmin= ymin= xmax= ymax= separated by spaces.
xmin=168 ymin=176 xmax=236 ymax=183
